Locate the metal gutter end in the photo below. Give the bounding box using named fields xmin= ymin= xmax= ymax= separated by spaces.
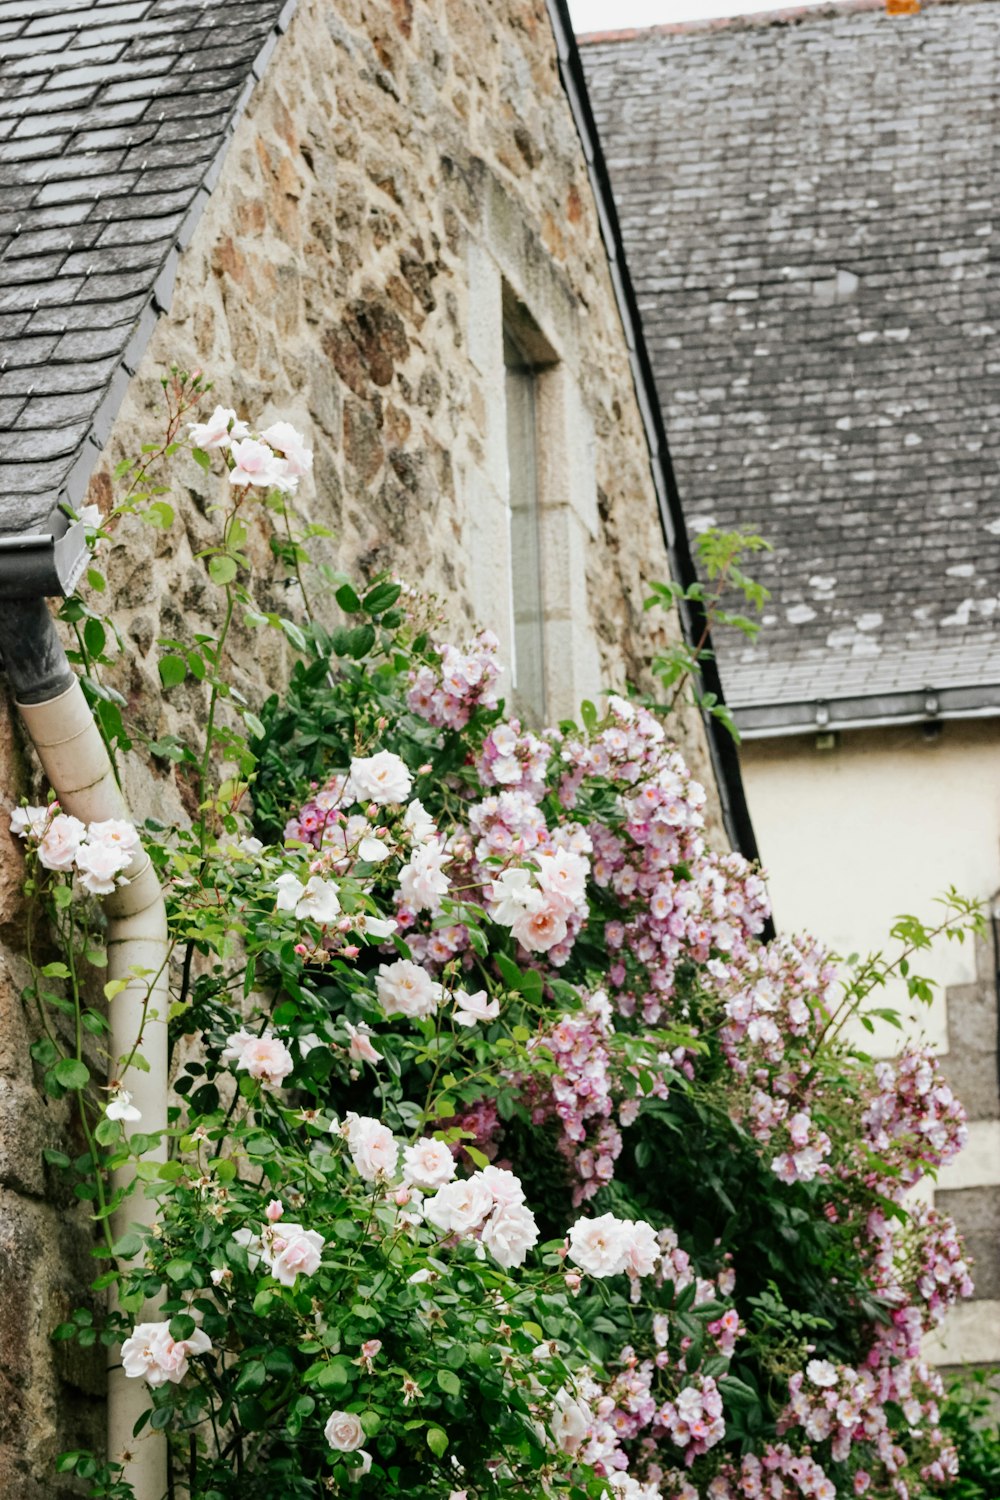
xmin=735 ymin=683 xmax=1000 ymax=739
xmin=0 ymin=511 xmax=88 ymax=600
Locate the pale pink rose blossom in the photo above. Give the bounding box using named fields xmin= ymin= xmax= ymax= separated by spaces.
xmin=121 ymin=1320 xmax=212 ymax=1386
xmin=375 ymin=959 xmax=442 ymax=1019
xmin=76 ymin=838 xmax=132 ymax=895
xmin=265 ymin=1199 xmax=284 ymax=1223
xmin=228 ymin=437 xmax=288 ymax=490
xmin=423 ymin=1174 xmax=493 ymax=1236
xmin=480 ymin=1202 xmax=539 ymax=1268
xmin=479 ymin=1166 xmax=526 ymax=1208
xmin=324 ymin=1409 xmax=366 ymax=1452
xmin=87 ymin=818 xmax=141 ymax=857
xmin=188 ymin=405 xmax=249 ymax=449
xmin=398 ymin=840 xmax=450 ymax=912
xmin=221 ymin=1028 xmax=294 ymax=1089
xmin=402 ymin=1137 xmax=456 ymax=1191
xmin=511 ymin=900 xmax=569 ymax=953
xmin=343 ymin=1113 xmax=399 ymax=1182
xmin=566 ymin=1213 xmax=628 ymax=1278
xmin=260 ymin=420 xmax=313 ymax=478
xmin=344 ymin=1020 xmax=382 ymax=1065
xmin=347 ymin=750 xmax=412 ymax=805
xmin=453 ymin=988 xmax=500 ymax=1028
xmin=262 ymin=1222 xmax=325 ymax=1286
xmin=36 ymin=813 xmax=86 ymax=872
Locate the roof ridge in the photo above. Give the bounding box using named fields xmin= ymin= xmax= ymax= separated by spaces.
xmin=577 ymin=0 xmax=988 ymax=45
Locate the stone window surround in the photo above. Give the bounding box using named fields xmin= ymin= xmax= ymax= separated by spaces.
xmin=464 ymin=182 xmax=601 ymax=725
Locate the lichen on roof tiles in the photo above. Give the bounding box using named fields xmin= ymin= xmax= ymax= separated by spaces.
xmin=0 ymin=0 xmax=295 ymax=534
xmin=582 ymin=0 xmax=1000 ymax=715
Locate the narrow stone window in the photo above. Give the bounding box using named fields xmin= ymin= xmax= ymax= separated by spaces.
xmin=503 ymin=288 xmax=556 ymax=725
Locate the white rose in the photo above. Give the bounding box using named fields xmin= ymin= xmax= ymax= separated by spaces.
xmin=535 ymin=847 xmax=588 ymax=912
xmin=221 ymin=1028 xmax=295 ymax=1088
xmin=348 ymin=750 xmax=412 ymax=805
xmin=453 ymin=988 xmax=500 ymax=1027
xmin=10 ymin=804 xmax=50 ymax=840
xmin=806 ymin=1359 xmax=839 ymax=1388
xmin=274 ymin=871 xmax=341 ymax=923
xmin=488 ymin=866 xmax=543 ymax=927
xmin=375 ymin=959 xmax=442 ymax=1020
xmin=260 ymin=420 xmax=313 ymax=478
xmin=344 ymin=1114 xmax=399 ymax=1182
xmin=551 ymin=1386 xmax=592 ymax=1455
xmin=76 ymin=837 xmax=131 ymax=895
xmin=296 ymin=874 xmax=342 ymax=923
xmin=403 ymin=798 xmax=436 ymax=844
xmin=620 ymin=1219 xmax=660 ymax=1278
xmin=36 ymin=813 xmax=86 ymax=872
xmin=106 ymin=1088 xmax=141 ymax=1123
xmin=402 ymin=1137 xmax=456 ymax=1191
xmin=481 ymin=1202 xmax=538 ymax=1268
xmin=188 ymin=404 xmax=249 ymax=450
xmin=324 ymin=1409 xmax=366 ymax=1452
xmin=363 ymin=915 xmax=398 ymax=939
xmin=398 ymin=841 xmax=450 ymax=912
xmin=264 ymin=1223 xmax=325 ymax=1286
xmin=424 ymin=1174 xmax=493 ymax=1236
xmin=566 ymin=1213 xmax=628 ymax=1278
xmin=479 ymin=1165 xmax=526 ymax=1208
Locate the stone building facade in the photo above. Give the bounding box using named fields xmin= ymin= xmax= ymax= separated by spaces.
xmin=582 ymin=0 xmax=1000 ymax=1368
xmin=0 ymin=0 xmax=751 ymax=1489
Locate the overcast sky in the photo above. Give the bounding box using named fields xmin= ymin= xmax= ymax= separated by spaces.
xmin=569 ymin=0 xmax=830 ymax=32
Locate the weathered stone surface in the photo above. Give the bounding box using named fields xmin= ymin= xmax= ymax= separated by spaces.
xmin=83 ymin=0 xmax=721 ymax=827
xmin=0 ymin=1 xmax=728 ymax=1487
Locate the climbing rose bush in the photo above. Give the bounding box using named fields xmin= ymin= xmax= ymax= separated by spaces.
xmin=25 ymin=383 xmax=981 ymax=1500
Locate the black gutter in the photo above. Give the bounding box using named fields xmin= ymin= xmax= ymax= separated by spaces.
xmin=543 ymin=0 xmax=771 ymax=918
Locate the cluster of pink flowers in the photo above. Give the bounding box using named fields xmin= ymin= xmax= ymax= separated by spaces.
xmin=478 ymin=720 xmax=552 ymax=798
xmin=188 ymin=406 xmax=312 ymax=495
xmin=269 ymin=626 xmax=976 ymax=1500
xmin=11 ymin=804 xmax=141 ymax=896
xmin=407 ymin=629 xmax=501 ymax=729
xmin=657 ymin=1376 xmax=726 ymax=1464
xmin=862 ymin=1048 xmax=968 ymax=1187
xmin=121 ymin=1319 xmax=213 ymax=1387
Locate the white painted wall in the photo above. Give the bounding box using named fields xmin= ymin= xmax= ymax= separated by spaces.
xmin=741 ymin=717 xmax=1000 ymax=1365
xmin=742 ymin=719 xmax=1000 ymax=1054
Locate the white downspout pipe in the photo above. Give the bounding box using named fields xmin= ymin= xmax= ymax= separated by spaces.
xmin=2 ymin=604 xmax=168 ymax=1500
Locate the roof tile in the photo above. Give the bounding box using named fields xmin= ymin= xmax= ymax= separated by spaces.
xmin=0 ymin=0 xmax=292 ymax=525
xmin=583 ymin=0 xmax=1000 ymax=712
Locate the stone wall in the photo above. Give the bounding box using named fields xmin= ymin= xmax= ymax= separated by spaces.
xmin=0 ymin=0 xmax=721 ymax=1486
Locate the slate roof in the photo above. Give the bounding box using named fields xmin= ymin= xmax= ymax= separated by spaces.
xmin=581 ymin=0 xmax=1000 ymax=731
xmin=0 ymin=0 xmax=294 ymax=535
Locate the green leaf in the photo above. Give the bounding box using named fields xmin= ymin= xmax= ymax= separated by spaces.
xmin=112 ymin=1230 xmax=143 ymax=1259
xmin=53 ymin=1058 xmax=89 ymax=1090
xmin=426 ymin=1426 xmax=449 ymax=1458
xmin=43 ymin=1148 xmax=72 ymax=1169
xmin=31 ymin=1037 xmax=58 ymax=1067
xmin=83 ymin=617 xmax=106 ymax=658
xmin=363 ymin=581 xmax=401 ymax=614
xmin=41 ymin=962 xmax=71 ymax=979
xmin=158 ymin=655 xmax=187 ymax=689
xmin=191 ymin=447 xmax=211 ymax=471
xmin=209 ymin=555 xmax=238 ymax=586
xmin=336 ymin=583 xmax=362 ymax=613
xmin=346 ymin=623 xmax=376 ymax=658
xmin=436 ymin=1369 xmax=461 ymax=1397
